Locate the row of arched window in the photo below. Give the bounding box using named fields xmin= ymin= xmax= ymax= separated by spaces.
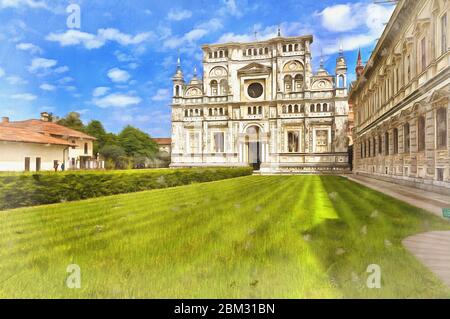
xmin=282 ymin=43 xmax=300 ymax=53
xmin=310 ymin=103 xmax=329 ymax=112
xmin=243 ymin=47 xmax=270 ymax=57
xmin=208 ymin=50 xmax=229 ymax=59
xmin=184 ymin=108 xmax=202 ymax=117
xmin=208 ymin=107 xmax=227 ymax=116
xmin=248 ymin=106 xmax=263 ymax=115
xmin=282 ymin=104 xmax=304 ymax=114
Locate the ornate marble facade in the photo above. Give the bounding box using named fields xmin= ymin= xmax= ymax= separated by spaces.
xmin=170 ymin=33 xmax=351 ymax=173
xmin=350 ymin=0 xmax=450 ymax=194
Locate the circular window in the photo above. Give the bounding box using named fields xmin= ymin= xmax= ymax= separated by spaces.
xmin=247 ymin=83 xmax=264 ymax=98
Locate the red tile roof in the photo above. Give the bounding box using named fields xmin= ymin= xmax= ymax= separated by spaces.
xmin=0 ymin=126 xmax=75 ymax=146
xmin=153 ymin=138 xmax=172 ymax=145
xmin=0 ymin=119 xmax=96 ymax=140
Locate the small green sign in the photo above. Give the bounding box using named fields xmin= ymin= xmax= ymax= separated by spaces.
xmin=443 ymin=208 xmax=450 ymax=218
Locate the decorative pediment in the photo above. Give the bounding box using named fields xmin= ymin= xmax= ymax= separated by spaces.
xmin=238 ymin=62 xmax=271 ymax=76
xmin=185 ymin=87 xmax=203 ymax=97
xmin=311 ymin=79 xmax=333 ymax=90
xmin=283 ymin=60 xmax=304 ymax=73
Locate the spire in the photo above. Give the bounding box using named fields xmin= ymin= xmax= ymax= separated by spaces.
xmin=355 ymin=48 xmax=364 ymax=79
xmin=277 ymin=25 xmax=281 ymax=37
xmin=320 ymin=49 xmax=324 ymax=69
xmin=339 ymin=42 xmax=344 ymax=56
xmin=173 ymin=53 xmax=184 ymax=81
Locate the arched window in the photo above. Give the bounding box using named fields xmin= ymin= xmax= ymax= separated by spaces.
xmin=214 ymin=108 xmax=218 ymax=115
xmin=219 ymin=51 xmax=223 ymax=58
xmin=310 ymin=104 xmax=315 ymax=112
xmin=185 ymin=109 xmax=188 ymax=117
xmin=323 ymin=103 xmax=328 ymax=112
xmin=404 ymin=123 xmax=410 ymax=153
xmin=219 ymin=108 xmax=224 ymax=115
xmin=282 ymin=105 xmax=286 ymax=113
xmin=294 ymin=44 xmax=299 ymax=51
xmin=316 ymin=103 xmax=321 ymax=112
xmin=264 ymin=47 xmax=269 ymax=54
xmin=378 ymin=135 xmax=382 ymax=154
xmin=210 ymin=80 xmax=218 ymax=96
xmin=208 ymin=108 xmax=212 ymax=116
xmin=288 ymin=105 xmax=293 ymax=113
xmin=253 ymin=106 xmax=257 ymax=114
xmin=393 ymin=128 xmax=399 ymax=154
xmin=258 ymin=106 xmax=262 ymax=114
xmin=294 ymin=74 xmax=303 ymax=91
xmin=175 ymin=85 xmax=180 ymax=97
xmin=338 ymin=75 xmax=345 ymax=88
xmin=283 ymin=45 xmax=287 ymax=52
xmin=284 ymin=75 xmax=292 ymax=93
xmin=385 ymin=132 xmax=390 ymax=155
xmin=288 ymin=44 xmax=293 ymax=52
xmin=259 ymin=48 xmax=263 ymax=55
xmin=220 ymin=79 xmax=228 ymax=95
xmin=294 ymin=104 xmax=299 ymax=113
xmin=418 ymin=116 xmax=425 ymax=151
xmin=248 ymin=107 xmax=252 ymax=115
xmin=437 ymin=107 xmax=447 ymax=149
xmin=84 ymin=143 xmax=88 ymax=155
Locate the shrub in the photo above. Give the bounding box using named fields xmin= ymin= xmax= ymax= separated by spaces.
xmin=0 ymin=167 xmax=253 ymax=210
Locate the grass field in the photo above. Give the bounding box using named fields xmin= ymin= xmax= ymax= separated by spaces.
xmin=1 ymin=175 xmax=449 ymax=298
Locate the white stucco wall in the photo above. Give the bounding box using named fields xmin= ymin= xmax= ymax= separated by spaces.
xmin=0 ymin=141 xmax=67 ymax=172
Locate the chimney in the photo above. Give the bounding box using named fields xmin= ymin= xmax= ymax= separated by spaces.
xmin=1 ymin=117 xmax=9 ymax=123
xmin=40 ymin=112 xmax=50 ymax=122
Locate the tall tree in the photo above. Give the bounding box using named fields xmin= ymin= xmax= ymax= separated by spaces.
xmin=118 ymin=125 xmax=159 ymax=161
xmin=85 ymin=120 xmax=107 ymax=154
xmin=57 ymin=112 xmax=84 ymax=131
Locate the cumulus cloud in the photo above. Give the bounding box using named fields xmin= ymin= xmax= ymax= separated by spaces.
xmin=0 ymin=0 xmax=48 ymax=10
xmin=93 ymin=93 xmax=142 ymax=108
xmin=5 ymin=76 xmax=27 ymax=85
xmin=11 ymin=93 xmax=37 ymax=101
xmin=107 ymin=68 xmax=130 ymax=83
xmin=16 ymin=42 xmax=42 ymax=54
xmin=46 ymin=28 xmax=154 ymax=50
xmin=317 ymin=2 xmax=395 ymax=54
xmin=152 ymin=88 xmax=170 ymax=101
xmin=167 ymin=8 xmax=192 ymax=21
xmin=39 ymin=83 xmax=56 ymax=91
xmin=28 ymin=57 xmax=57 ymax=73
xmin=92 ymin=86 xmax=110 ymax=97
xmin=163 ymin=18 xmax=224 ymax=49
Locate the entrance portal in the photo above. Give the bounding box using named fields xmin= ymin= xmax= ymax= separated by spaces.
xmin=246 ymin=126 xmax=261 ymax=170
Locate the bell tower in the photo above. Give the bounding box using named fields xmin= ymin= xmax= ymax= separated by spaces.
xmin=335 ymin=45 xmax=347 ymax=96
xmin=172 ymin=57 xmax=184 ymax=98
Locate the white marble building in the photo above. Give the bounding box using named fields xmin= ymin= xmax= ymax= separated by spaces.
xmin=170 ymin=32 xmax=351 ymax=173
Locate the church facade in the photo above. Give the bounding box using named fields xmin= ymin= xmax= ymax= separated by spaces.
xmin=170 ymin=33 xmax=351 ymax=173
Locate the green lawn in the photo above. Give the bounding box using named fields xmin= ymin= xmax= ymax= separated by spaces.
xmin=1 ymin=175 xmax=449 ymax=298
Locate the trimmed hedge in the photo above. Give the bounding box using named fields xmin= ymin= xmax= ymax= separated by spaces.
xmin=0 ymin=167 xmax=253 ymax=210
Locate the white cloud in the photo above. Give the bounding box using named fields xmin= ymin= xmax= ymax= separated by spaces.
xmin=0 ymin=67 xmax=4 ymax=77
xmin=163 ymin=18 xmax=223 ymax=49
xmin=28 ymin=57 xmax=57 ymax=73
xmin=317 ymin=3 xmax=395 ymax=54
xmin=217 ymin=22 xmax=309 ymax=44
xmin=57 ymin=76 xmax=73 ymax=84
xmin=0 ymin=0 xmax=49 ymax=10
xmin=92 ymin=86 xmax=110 ymax=97
xmin=5 ymin=75 xmax=27 ymax=85
xmin=39 ymin=83 xmax=56 ymax=91
xmin=16 ymin=42 xmax=42 ymax=54
xmin=93 ymin=93 xmax=141 ymax=108
xmin=11 ymin=93 xmax=37 ymax=101
xmin=167 ymin=8 xmax=192 ymax=21
xmin=152 ymin=89 xmax=170 ymax=101
xmin=54 ymin=66 xmax=69 ymax=73
xmin=107 ymin=68 xmax=130 ymax=83
xmin=46 ymin=28 xmax=154 ymax=50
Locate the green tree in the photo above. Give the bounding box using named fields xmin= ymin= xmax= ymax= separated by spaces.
xmin=85 ymin=120 xmax=107 ymax=154
xmin=99 ymin=144 xmax=129 ymax=169
xmin=57 ymin=112 xmax=84 ymax=131
xmin=118 ymin=126 xmax=159 ymax=164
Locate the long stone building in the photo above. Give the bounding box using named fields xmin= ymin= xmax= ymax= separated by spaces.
xmin=350 ymin=0 xmax=449 ymax=194
xmin=170 ymin=32 xmax=351 ymax=173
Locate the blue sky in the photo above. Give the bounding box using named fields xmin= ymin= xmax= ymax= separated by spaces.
xmin=0 ymin=0 xmax=394 ymax=137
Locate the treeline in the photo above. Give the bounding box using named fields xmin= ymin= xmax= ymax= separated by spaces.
xmin=56 ymin=112 xmax=169 ymax=169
